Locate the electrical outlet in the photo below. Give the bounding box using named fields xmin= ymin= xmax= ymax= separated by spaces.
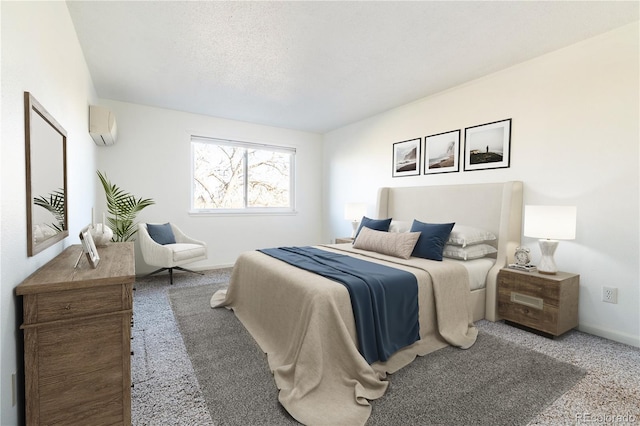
xmin=602 ymin=286 xmax=618 ymax=304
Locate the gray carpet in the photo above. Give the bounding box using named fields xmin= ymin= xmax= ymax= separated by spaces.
xmin=168 ymin=282 xmax=586 ymax=425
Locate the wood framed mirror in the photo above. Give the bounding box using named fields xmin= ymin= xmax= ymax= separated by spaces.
xmin=25 ymin=92 xmax=68 ymax=256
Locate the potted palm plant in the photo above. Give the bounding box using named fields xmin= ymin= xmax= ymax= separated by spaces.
xmin=97 ymin=171 xmax=155 ymax=242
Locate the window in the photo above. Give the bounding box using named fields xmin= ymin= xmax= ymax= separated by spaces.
xmin=191 ymin=136 xmax=295 ymax=213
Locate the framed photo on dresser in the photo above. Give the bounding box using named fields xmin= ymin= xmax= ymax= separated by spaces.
xmin=79 ymin=225 xmax=100 ymax=268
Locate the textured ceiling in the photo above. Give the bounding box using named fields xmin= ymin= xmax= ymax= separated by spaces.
xmin=66 ymin=1 xmax=639 ymax=134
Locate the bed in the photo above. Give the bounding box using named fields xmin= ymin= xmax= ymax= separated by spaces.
xmin=211 ymin=181 xmax=523 ymax=425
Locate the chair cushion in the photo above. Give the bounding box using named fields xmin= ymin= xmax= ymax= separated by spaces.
xmin=147 ymin=223 xmax=176 ymax=245
xmin=171 ymin=243 xmax=206 ymax=262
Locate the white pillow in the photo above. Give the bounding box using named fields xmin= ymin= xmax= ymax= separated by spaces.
xmin=353 ymin=226 xmax=420 ymax=259
xmin=443 ymin=244 xmax=497 ymax=260
xmin=447 ymin=225 xmax=496 ymax=247
xmin=389 ymin=220 xmax=411 ymax=233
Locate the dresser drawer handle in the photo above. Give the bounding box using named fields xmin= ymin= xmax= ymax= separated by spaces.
xmin=510 ymin=292 xmax=544 ymax=310
xmin=64 ymin=303 xmax=71 ymax=310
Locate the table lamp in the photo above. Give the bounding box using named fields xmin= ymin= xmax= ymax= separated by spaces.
xmin=344 ymin=203 xmax=367 ymax=238
xmin=524 ymin=205 xmax=577 ymax=275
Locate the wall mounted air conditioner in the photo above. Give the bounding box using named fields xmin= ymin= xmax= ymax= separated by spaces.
xmin=89 ymin=105 xmax=117 ymax=146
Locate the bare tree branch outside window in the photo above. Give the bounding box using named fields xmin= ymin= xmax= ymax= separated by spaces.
xmin=191 ymin=137 xmax=294 ymax=211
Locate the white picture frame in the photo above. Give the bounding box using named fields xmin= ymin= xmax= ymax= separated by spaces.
xmin=79 ymin=225 xmax=100 ymax=268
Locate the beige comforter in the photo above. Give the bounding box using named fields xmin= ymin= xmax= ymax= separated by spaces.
xmin=210 ymin=244 xmax=478 ymax=425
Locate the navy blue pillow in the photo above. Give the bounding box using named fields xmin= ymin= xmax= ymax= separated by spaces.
xmin=410 ymin=220 xmax=455 ymax=261
xmin=354 ymin=216 xmax=392 ymax=239
xmin=147 ymin=223 xmax=176 ymax=245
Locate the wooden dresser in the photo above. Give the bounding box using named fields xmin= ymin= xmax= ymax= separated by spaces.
xmin=16 ymin=243 xmax=135 ymax=425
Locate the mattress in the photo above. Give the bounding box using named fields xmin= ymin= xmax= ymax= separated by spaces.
xmin=446 ymin=257 xmax=496 ymax=291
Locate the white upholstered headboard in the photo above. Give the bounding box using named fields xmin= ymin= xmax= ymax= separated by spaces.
xmin=375 ymin=181 xmax=523 ymax=321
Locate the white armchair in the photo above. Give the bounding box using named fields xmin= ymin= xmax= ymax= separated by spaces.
xmin=138 ymin=223 xmax=207 ymax=284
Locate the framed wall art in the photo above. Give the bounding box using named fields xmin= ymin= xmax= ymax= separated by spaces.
xmin=392 ymin=138 xmax=421 ymax=177
xmin=463 ymin=118 xmax=511 ymax=171
xmin=424 ymin=129 xmax=460 ymax=174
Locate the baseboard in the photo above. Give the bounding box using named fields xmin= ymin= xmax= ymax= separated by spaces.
xmin=578 ymin=322 xmax=640 ymax=348
xmin=188 ymin=263 xmax=235 ymax=272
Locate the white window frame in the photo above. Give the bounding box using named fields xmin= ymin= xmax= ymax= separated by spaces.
xmin=190 ymin=135 xmax=296 ymax=215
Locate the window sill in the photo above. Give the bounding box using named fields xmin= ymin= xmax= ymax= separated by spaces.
xmin=189 ymin=209 xmax=298 ymax=217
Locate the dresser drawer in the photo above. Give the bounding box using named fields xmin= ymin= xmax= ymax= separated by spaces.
xmin=24 ymin=284 xmax=130 ymax=324
xmin=34 ymin=315 xmax=128 ymax=425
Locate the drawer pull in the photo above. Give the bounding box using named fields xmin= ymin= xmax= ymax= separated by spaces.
xmin=510 ymin=292 xmax=544 ymax=310
xmin=64 ymin=304 xmax=71 ymax=310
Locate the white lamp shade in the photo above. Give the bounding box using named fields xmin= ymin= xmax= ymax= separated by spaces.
xmin=344 ymin=203 xmax=367 ymax=221
xmin=524 ymin=205 xmax=577 ymax=240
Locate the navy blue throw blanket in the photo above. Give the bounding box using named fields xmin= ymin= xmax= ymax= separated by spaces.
xmin=258 ymin=246 xmax=420 ymax=364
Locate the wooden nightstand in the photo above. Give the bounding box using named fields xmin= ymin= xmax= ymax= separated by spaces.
xmin=497 ymin=268 xmax=579 ymax=337
xmin=335 ymin=237 xmax=354 ymax=244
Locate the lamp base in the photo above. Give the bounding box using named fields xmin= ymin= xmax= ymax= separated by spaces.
xmin=537 ymin=239 xmax=559 ymax=275
xmin=351 ymin=220 xmax=359 ymax=238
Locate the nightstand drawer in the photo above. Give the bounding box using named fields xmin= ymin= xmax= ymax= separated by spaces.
xmin=498 ymin=273 xmax=561 ymax=307
xmin=498 ymin=290 xmax=559 ymax=332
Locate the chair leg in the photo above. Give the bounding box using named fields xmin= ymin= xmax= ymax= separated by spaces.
xmin=143 ymin=266 xmax=203 ymax=285
xmin=173 ymin=266 xmax=205 ymax=276
xmin=143 ymin=267 xmax=175 ymax=284
xmin=144 ymin=268 xmax=169 ymax=279
xmin=169 ymin=267 xmax=202 ymax=284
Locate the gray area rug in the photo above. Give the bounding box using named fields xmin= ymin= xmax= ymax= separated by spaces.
xmin=169 ymin=283 xmax=586 ymax=425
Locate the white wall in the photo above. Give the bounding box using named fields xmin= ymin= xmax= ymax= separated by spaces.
xmin=94 ymin=100 xmax=324 ymax=274
xmin=0 ymin=2 xmax=99 ymax=424
xmin=323 ymin=23 xmax=640 ymax=347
